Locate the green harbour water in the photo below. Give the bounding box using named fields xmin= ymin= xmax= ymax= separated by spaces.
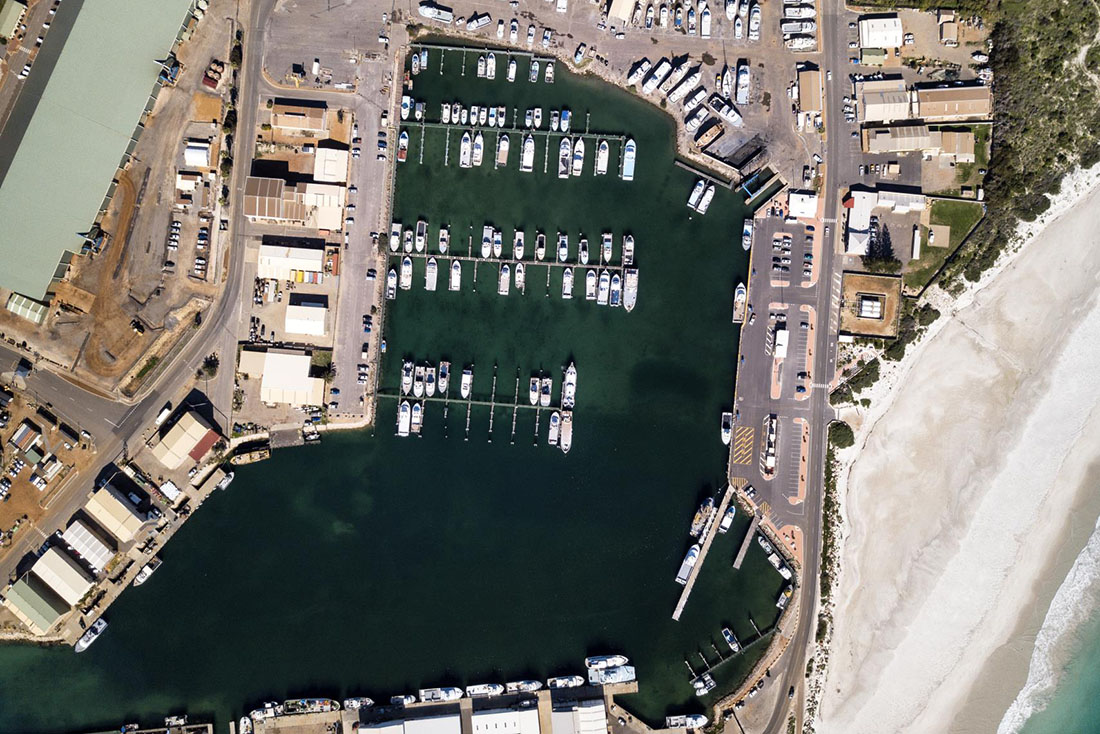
xmin=0 ymin=45 xmax=788 ymax=734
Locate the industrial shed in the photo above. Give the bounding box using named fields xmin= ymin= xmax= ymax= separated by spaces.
xmin=859 ymin=14 xmax=903 ymax=48
xmin=151 ymin=410 xmax=221 ymax=469
xmin=61 ymin=519 xmax=115 ymax=573
xmin=256 ymin=242 xmax=326 ymax=281
xmin=30 ymin=547 xmax=93 ymax=606
xmin=85 ymin=485 xmax=145 ymax=544
xmin=2 ymin=575 xmax=68 ymax=635
xmin=238 ymin=348 xmax=326 ymax=407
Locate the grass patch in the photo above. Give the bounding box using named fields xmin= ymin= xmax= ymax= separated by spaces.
xmin=135 ymin=357 xmax=160 ymax=380
xmin=903 ymin=200 xmax=984 ymax=290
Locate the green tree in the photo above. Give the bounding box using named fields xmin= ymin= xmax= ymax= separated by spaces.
xmin=829 ymin=421 xmax=855 ymax=449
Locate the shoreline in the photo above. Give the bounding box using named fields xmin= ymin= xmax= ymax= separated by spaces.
xmin=812 ymin=161 xmax=1100 ymax=733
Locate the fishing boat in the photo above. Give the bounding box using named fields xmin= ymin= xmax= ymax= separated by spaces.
xmin=461 ymin=368 xmax=473 ymax=399
xmin=675 ymin=544 xmax=701 ymax=585
xmin=623 ymin=268 xmax=639 ymax=312
xmin=390 ymin=222 xmax=402 ymax=252
xmin=525 ymin=108 xmax=534 ymax=128
xmin=75 ymin=618 xmax=107 ymax=652
xmin=425 ymin=257 xmax=438 ymax=291
xmin=718 ymin=505 xmax=736 ymax=533
xmin=535 ymin=232 xmax=547 ymax=261
xmin=530 ymin=60 xmax=540 ymax=82
xmin=623 ymin=234 xmax=635 ymax=265
xmin=398 ymin=130 xmax=409 ymax=162
xmin=477 ymin=54 xmax=487 ymax=77
xmin=497 ymin=105 xmax=506 ymax=127
xmin=571 ymin=138 xmax=585 ymax=176
xmin=488 ymin=106 xmax=497 ymax=127
xmin=529 ymin=377 xmax=540 ymax=405
xmin=595 ymin=140 xmax=609 ymax=175
xmin=449 ymin=260 xmax=462 ymax=291
xmin=586 ymin=654 xmax=630 ymax=670
xmin=627 ymin=58 xmax=651 ymax=86
xmin=547 ymin=675 xmax=584 ymax=689
xmin=459 ymin=131 xmax=473 ymax=168
xmin=414 ymin=102 xmax=424 ymax=121
xmin=486 ymin=52 xmax=497 ymax=79
xmin=689 ymin=497 xmax=714 ymax=537
xmin=481 ymin=225 xmax=493 ymax=258
xmin=404 ymin=229 xmax=414 ymax=253
xmin=472 ymin=131 xmax=485 ymax=166
xmin=400 ymin=256 xmax=413 ymax=290
xmin=548 ymin=411 xmax=561 ymax=445
xmin=579 ymin=237 xmax=589 ymax=265
xmin=249 ymin=703 xmax=281 ymax=722
xmin=667 ymin=715 xmax=709 ymax=730
xmin=401 ymin=360 xmax=414 ymax=394
xmin=515 ymin=262 xmax=526 ymax=289
xmin=601 ymin=232 xmax=613 ymax=262
xmin=533 ymin=107 xmax=543 ymax=128
xmin=133 ymin=556 xmax=162 ymax=586
xmin=397 ymin=401 xmax=411 ymax=436
xmin=508 ymin=58 xmax=517 ymax=82
xmin=687 ymin=180 xmax=706 ymax=209
xmin=562 ymin=267 xmax=574 ymax=299
xmin=520 ymin=134 xmax=535 ymax=172
xmin=700 ymin=4 xmax=711 ymax=36
xmin=736 ymin=63 xmax=750 ymax=105
xmin=734 ymin=14 xmax=743 ymax=38
xmin=622 ymin=138 xmax=636 ymax=181
xmin=545 ymin=61 xmax=555 ymax=83
xmin=415 ymin=219 xmax=427 ymax=251
xmin=563 ymin=361 xmax=577 ymax=408
xmin=540 ymin=377 xmax=553 ymax=407
xmin=610 ymin=272 xmax=622 ymax=307
xmin=391 ymin=695 xmax=417 ymax=706
xmin=401 ymin=95 xmax=411 ymax=120
xmin=697 ymin=183 xmax=716 ymax=214
xmin=387 ymin=268 xmax=398 ymax=300
xmin=561 ymin=109 xmax=572 ymax=132
xmin=558 ymin=137 xmax=572 ymax=178
xmin=498 ymin=264 xmax=511 ymax=295
xmin=496 ymin=133 xmax=510 ymax=167
xmin=413 ymin=364 xmax=426 ymax=397
xmin=439 ymin=362 xmax=451 ymax=393
xmin=439 ymin=226 xmax=450 ymax=254
xmin=585 ymin=269 xmax=597 ymax=300
xmin=742 ymin=220 xmax=753 ymax=250
xmin=442 ymin=103 xmax=451 ymax=124
xmin=721 ymin=411 xmax=733 ymax=444
xmin=343 ymin=698 xmax=374 ymax=711
xmin=732 ymin=281 xmax=747 ymax=323
xmin=559 ymin=410 xmax=573 ymax=453
xmin=419 ymin=688 xmax=464 ymax=703
xmin=467 ymin=683 xmax=505 ymax=698
xmin=550 ymin=110 xmax=560 ymax=131
xmin=513 ymin=230 xmax=525 ymax=259
xmin=557 ymin=232 xmax=569 ymax=262
xmin=493 ymin=229 xmax=503 ymax=258
xmin=506 ymin=680 xmax=543 ymax=694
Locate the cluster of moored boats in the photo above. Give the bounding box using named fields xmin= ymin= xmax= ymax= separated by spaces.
xmin=674 ymin=492 xmax=737 ymax=586
xmin=685 ymin=178 xmax=717 ymax=215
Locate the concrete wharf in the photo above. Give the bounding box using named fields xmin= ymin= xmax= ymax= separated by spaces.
xmin=732 ymin=511 xmax=761 ymax=570
xmin=671 ymin=479 xmax=744 ymax=621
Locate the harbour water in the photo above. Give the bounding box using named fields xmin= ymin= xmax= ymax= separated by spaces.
xmin=0 ymin=45 xmax=785 ymax=733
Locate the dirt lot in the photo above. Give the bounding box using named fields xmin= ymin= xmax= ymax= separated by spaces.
xmin=839 ymin=271 xmax=902 ymax=338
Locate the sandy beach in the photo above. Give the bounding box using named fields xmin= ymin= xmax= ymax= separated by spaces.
xmin=818 ymin=165 xmax=1100 ymax=733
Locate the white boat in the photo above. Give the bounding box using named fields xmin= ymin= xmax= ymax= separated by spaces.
xmin=721 ymin=412 xmax=733 ymax=444
xmin=571 ymin=138 xmax=585 ymax=176
xmin=667 ymin=715 xmax=709 ymax=729
xmin=736 ymin=63 xmax=751 ymax=106
xmin=513 ymin=230 xmax=525 ymax=259
xmin=621 ymin=138 xmax=636 ymax=181
xmin=439 ymin=362 xmax=451 ymax=393
xmin=404 ymin=229 xmax=414 ymax=253
xmin=239 ymin=717 xmax=254 ymax=734
xmin=489 ymin=106 xmax=497 ymax=127
xmin=496 ymin=134 xmax=510 ymax=167
xmin=493 ymin=229 xmax=503 ymax=258
xmin=477 ymin=54 xmax=486 ymax=77
xmin=623 ymin=235 xmax=635 ymax=266
xmin=545 ymin=62 xmax=555 ymax=83
xmin=412 ymin=401 xmax=423 ymax=433
xmin=601 ymin=232 xmax=613 ymax=262
xmin=725 ymin=0 xmax=736 ymax=19
xmin=643 ymin=58 xmax=671 ymax=93
xmin=419 ymin=688 xmax=464 ymax=703
xmin=415 ymin=101 xmax=424 ymax=121
xmin=550 ymin=110 xmax=560 ymax=131
xmin=390 ymin=222 xmax=402 ymax=252
xmin=386 ymin=267 xmax=398 ymax=300
xmin=660 ymin=4 xmax=669 ymax=25
xmin=722 ymin=627 xmax=741 ymax=653
xmin=397 ymin=401 xmax=411 ymax=436
xmin=700 ymin=4 xmax=711 ymax=37
xmin=413 ymin=364 xmax=425 ymax=397
xmin=670 ymin=70 xmax=701 ymax=103
xmin=610 ymin=272 xmax=622 ymax=307
xmin=506 ymin=680 xmax=543 ymax=693
xmin=547 ymin=675 xmax=583 ymax=689
xmin=732 ymin=281 xmax=747 ymax=323
xmin=460 ymin=131 xmax=473 ymax=168
xmin=559 ymin=410 xmax=573 ymax=453
xmin=425 ymin=257 xmax=438 ymax=291
xmin=586 ymin=654 xmax=629 ymax=670
xmin=498 ymin=264 xmax=511 ymax=295
xmin=697 ymin=184 xmax=716 ymax=214
xmin=436 ymin=226 xmax=449 ymax=254
xmin=515 ymin=262 xmax=526 ymax=289
xmin=391 ymin=695 xmax=417 ymax=706
xmin=585 ymin=269 xmax=597 ymax=300
xmin=687 ymin=7 xmax=696 ymax=32
xmin=401 ymin=95 xmax=411 ymax=120
xmin=442 ymin=103 xmax=451 ymax=124
xmin=623 ymin=268 xmax=638 ymax=312
xmin=486 ymin=52 xmax=497 ymax=79
xmin=508 ymin=58 xmax=517 ymax=82
xmin=562 ymin=361 xmax=577 ymax=408
xmin=400 ymin=256 xmax=413 ymax=290
xmin=579 ymin=237 xmax=589 ymax=265
xmin=343 ymin=698 xmax=374 ymax=711
xmin=74 ymin=618 xmax=107 ymax=652
xmin=452 ymin=102 xmax=462 ymax=122
xmin=530 ymin=60 xmax=540 ymax=82
xmin=561 ymin=109 xmax=571 ymax=132
xmin=415 ymin=219 xmax=428 ymax=251
xmin=748 ymin=2 xmax=761 ymax=39
xmin=401 ymin=360 xmax=414 ymax=394
xmin=558 ymin=137 xmax=572 ymax=179
xmin=557 ymin=232 xmax=569 ymax=262
xmin=595 ymin=139 xmax=609 ymax=175
xmin=597 ymin=270 xmax=610 ymax=305
xmin=734 ymin=14 xmax=743 ymax=38
xmin=449 ymin=259 xmax=462 ymax=291
xmin=525 ymin=109 xmax=534 ymax=128
xmin=461 ymin=107 xmax=469 ymax=125
xmin=472 ymin=131 xmax=485 ymax=166
xmin=540 ymin=376 xmax=553 ymax=407
xmin=675 ymin=544 xmax=701 ymax=585
xmin=683 ymin=88 xmax=707 ymax=114
xmin=133 ymin=556 xmax=161 ymax=586
xmin=398 ymin=130 xmax=409 ymax=163
xmin=627 ymin=58 xmax=652 ymax=86
xmin=742 ymin=220 xmax=753 ymax=251
xmin=466 ymin=683 xmax=505 ymax=698
xmin=718 ymin=505 xmax=736 ymax=533
xmin=687 ymin=179 xmax=706 ymax=209
xmin=529 ymin=377 xmax=540 ymax=405
xmin=535 ymin=232 xmax=547 ymax=261
xmin=482 ymin=225 xmax=493 ymax=258
xmin=548 ymin=411 xmax=561 ymax=445
xmin=534 ymin=107 xmax=543 ymax=128
xmin=520 ymin=135 xmax=535 ymax=172
xmin=461 ymin=369 xmax=473 ymax=399
xmin=497 ymin=105 xmax=506 ymax=127
xmin=646 ymin=4 xmax=655 ymax=26
xmin=661 ymin=59 xmax=689 ymax=94
xmin=562 ymin=267 xmax=574 ymax=299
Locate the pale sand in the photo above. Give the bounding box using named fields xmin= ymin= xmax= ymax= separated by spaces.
xmin=818 ymin=166 xmax=1100 ymax=734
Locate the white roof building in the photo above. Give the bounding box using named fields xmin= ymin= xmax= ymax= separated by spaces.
xmin=61 ymin=519 xmax=115 ymax=574
xmin=285 ymin=303 xmax=327 ymax=337
xmin=405 ymin=715 xmax=462 ymax=734
xmin=859 ymin=15 xmax=903 ymax=48
xmin=472 ymin=709 xmax=540 ymax=734
xmin=257 ymin=244 xmax=325 ymax=280
xmin=301 ymin=182 xmax=346 ymax=230
xmin=313 ymin=148 xmax=350 ymax=183
xmin=238 ymin=349 xmax=326 ymax=407
xmin=788 ymin=190 xmax=819 ymax=219
xmin=550 ymin=700 xmax=608 ymax=734
xmin=183 ymin=140 xmax=212 ymax=168
xmin=30 ymin=547 xmax=94 ymax=606
xmin=85 ymin=485 xmax=145 ymax=544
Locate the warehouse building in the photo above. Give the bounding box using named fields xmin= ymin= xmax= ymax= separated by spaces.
xmin=256 ymin=239 xmax=326 ymax=281
xmin=798 ymin=68 xmax=822 ymax=114
xmin=244 ymin=177 xmax=346 ymax=229
xmin=916 ymin=83 xmax=993 ymax=121
xmin=863 ymin=124 xmax=977 ymax=162
xmin=313 ymin=148 xmax=350 ymax=183
xmin=30 ymin=547 xmax=94 ymax=606
xmin=183 ymin=139 xmax=212 ymax=167
xmin=238 ymin=348 xmax=326 ymax=407
xmin=2 ymin=574 xmax=68 ymax=635
xmin=551 ymin=700 xmax=608 ymax=734
xmin=271 ymin=99 xmax=329 ymax=135
xmin=859 ymin=14 xmax=903 ymax=49
xmin=85 ymin=485 xmax=145 ymax=544
xmin=285 ymin=295 xmax=328 ymax=337
xmin=606 ymin=0 xmax=634 ymax=24
xmin=150 ymin=410 xmax=221 ymax=470
xmin=61 ymin=519 xmax=116 ymax=574
xmin=0 ymin=0 xmax=27 ymax=39
xmin=8 ymin=419 xmax=42 ymax=453
xmin=472 ymin=708 xmax=540 ymax=734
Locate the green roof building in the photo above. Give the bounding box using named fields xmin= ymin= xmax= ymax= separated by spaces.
xmin=0 ymin=0 xmax=27 ymax=39
xmin=2 ymin=574 xmax=69 ymax=635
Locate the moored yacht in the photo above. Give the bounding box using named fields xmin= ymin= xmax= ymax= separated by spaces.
xmin=425 ymin=257 xmax=438 ymax=291
xmin=482 ymin=225 xmax=493 ymax=258
xmin=498 ymin=264 xmax=511 ymax=295
xmin=718 ymin=504 xmax=736 ymax=533
xmin=439 ymin=361 xmax=451 ymax=393
xmin=397 ymin=400 xmax=412 ymax=436
xmin=404 ymin=229 xmax=414 ymax=253
xmin=400 ymin=256 xmax=413 ymax=290
xmin=571 ymin=138 xmax=585 ymax=176
xmin=493 ymin=228 xmax=503 ymax=258
xmin=732 ymin=282 xmax=747 ymax=323
xmin=74 ymin=617 xmax=107 ymax=653
xmin=415 ymin=219 xmax=428 ymax=251
xmin=398 ymin=130 xmax=409 ymax=162
xmin=610 ymin=272 xmax=622 ymax=307
xmin=508 ymin=58 xmax=517 ymax=82
xmin=497 ymin=105 xmax=506 ymax=127
xmin=439 ymin=226 xmax=450 ymax=253
xmin=401 ymin=359 xmax=414 ymax=395
xmin=386 ymin=267 xmax=398 ymax=300
xmin=597 ymin=269 xmax=610 ymax=305
xmin=676 ymin=544 xmax=701 ymax=585
xmin=621 ymin=138 xmax=636 ymax=181
xmin=585 ymin=654 xmax=630 ymax=670
xmin=411 ymin=402 xmax=423 ymax=434
xmin=513 ymin=230 xmax=525 ymax=259
xmin=623 ymin=268 xmax=639 ymax=312
xmin=561 ymin=109 xmax=572 ymax=132
xmin=520 ymin=134 xmax=535 ymax=172
xmin=548 ymin=411 xmax=561 ymax=445
xmin=540 ymin=376 xmax=553 ymax=407
xmin=459 ymin=131 xmax=473 ymax=168
xmin=623 ymin=234 xmax=635 ymax=265
xmin=442 ymin=103 xmax=451 ymax=124
xmin=391 ymin=695 xmax=417 ymax=706
xmin=486 ymin=51 xmax=497 ymax=79
xmin=477 ymin=54 xmax=487 ymax=77
xmin=562 ymin=361 xmax=577 ymax=408
xmin=547 ymin=675 xmax=584 ymax=689
xmin=449 ymin=259 xmax=462 ymax=291
xmin=579 ymin=237 xmax=589 ymax=265
xmin=742 ymin=220 xmax=753 ymax=250
xmin=419 ymin=688 xmax=464 ymax=703
xmin=562 ymin=266 xmax=574 ymax=299
xmin=697 ymin=183 xmax=716 ymax=214
xmin=452 ymin=102 xmax=461 ymax=122
xmin=559 ymin=410 xmax=573 ymax=453
xmin=558 ymin=137 xmax=572 ymax=179
xmin=530 ymin=60 xmax=540 ymax=82
xmin=472 ymin=131 xmax=485 ymax=166
xmin=461 ymin=368 xmax=474 ymax=399
xmin=506 ymin=680 xmax=543 ymax=694
xmin=466 ymin=683 xmax=505 ymax=698
xmin=401 ymin=94 xmax=411 ymax=120
xmin=413 ymin=364 xmax=426 ymax=397
xmin=460 ymin=107 xmax=469 ymax=125
xmin=534 ymin=107 xmax=543 ymax=128
xmin=343 ymin=698 xmax=374 ymax=711
xmin=390 ymin=222 xmax=402 ymax=252
xmin=529 ymin=377 xmax=540 ymax=405
xmin=488 ymin=106 xmax=497 ymax=127
xmin=557 ymin=232 xmax=569 ymax=262
xmin=496 ymin=133 xmax=510 ymax=167
xmin=535 ymin=232 xmax=547 ymax=261
xmin=550 ymin=110 xmax=560 ymax=131
xmin=479 ymin=106 xmax=488 ymax=126
xmin=595 ymin=139 xmax=610 ymax=175
xmin=585 ymin=269 xmax=597 ymax=300
xmin=525 ymin=109 xmax=534 ymax=128
xmin=687 ymin=179 xmax=706 ymax=209
xmin=545 ymin=61 xmax=555 ymax=83
xmin=721 ymin=411 xmax=733 ymax=444
xmin=515 ymin=262 xmax=526 ymax=289
xmin=601 ymin=232 xmax=613 ymax=262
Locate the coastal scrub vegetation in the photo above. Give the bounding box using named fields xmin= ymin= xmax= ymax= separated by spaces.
xmin=829 ymin=421 xmax=855 ymax=449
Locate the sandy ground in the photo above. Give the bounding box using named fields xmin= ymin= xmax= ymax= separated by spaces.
xmin=818 ymin=162 xmax=1100 ymax=733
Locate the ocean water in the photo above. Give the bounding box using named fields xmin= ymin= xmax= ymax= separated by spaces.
xmin=0 ymin=45 xmax=788 ymax=734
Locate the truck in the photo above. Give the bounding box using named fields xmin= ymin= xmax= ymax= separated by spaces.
xmin=154 ymin=404 xmax=173 ymax=427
